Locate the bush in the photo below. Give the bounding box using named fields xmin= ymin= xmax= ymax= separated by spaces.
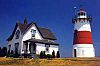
xmin=40 ymin=51 xmax=43 ymax=58
xmin=10 ymin=50 xmax=14 ymax=57
xmin=0 ymin=47 xmax=1 ymax=57
xmin=46 ymin=54 xmax=53 ymax=58
xmin=40 ymin=51 xmax=46 ymax=58
xmin=52 ymin=50 xmax=55 ymax=58
xmin=56 ymin=51 xmax=60 ymax=58
xmin=13 ymin=53 xmax=20 ymax=58
xmin=0 ymin=47 xmax=7 ymax=57
xmin=43 ymin=51 xmax=46 ymax=58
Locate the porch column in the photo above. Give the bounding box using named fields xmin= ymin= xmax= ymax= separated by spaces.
xmin=27 ymin=42 xmax=30 ymax=54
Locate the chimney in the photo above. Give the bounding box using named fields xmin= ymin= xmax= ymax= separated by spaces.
xmin=24 ymin=18 xmax=28 ymax=24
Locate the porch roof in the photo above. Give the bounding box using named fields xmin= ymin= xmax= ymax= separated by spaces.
xmin=24 ymin=38 xmax=59 ymax=46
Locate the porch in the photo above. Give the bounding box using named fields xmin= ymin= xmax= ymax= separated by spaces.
xmin=23 ymin=41 xmax=36 ymax=54
xmin=23 ymin=38 xmax=59 ymax=54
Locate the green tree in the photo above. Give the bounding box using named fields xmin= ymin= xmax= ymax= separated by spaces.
xmin=52 ymin=50 xmax=55 ymax=58
xmin=40 ymin=51 xmax=43 ymax=58
xmin=1 ymin=47 xmax=7 ymax=57
xmin=43 ymin=51 xmax=46 ymax=58
xmin=56 ymin=51 xmax=60 ymax=58
xmin=0 ymin=47 xmax=1 ymax=57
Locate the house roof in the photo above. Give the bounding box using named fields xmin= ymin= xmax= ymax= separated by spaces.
xmin=38 ymin=27 xmax=56 ymax=40
xmin=7 ymin=21 xmax=56 ymax=41
xmin=24 ymin=38 xmax=59 ymax=45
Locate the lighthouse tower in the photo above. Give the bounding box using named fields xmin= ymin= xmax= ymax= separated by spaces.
xmin=72 ymin=9 xmax=95 ymax=57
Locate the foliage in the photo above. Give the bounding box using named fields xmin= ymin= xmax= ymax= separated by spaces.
xmin=7 ymin=50 xmax=14 ymax=57
xmin=52 ymin=50 xmax=55 ymax=58
xmin=56 ymin=51 xmax=60 ymax=58
xmin=46 ymin=54 xmax=53 ymax=58
xmin=0 ymin=47 xmax=7 ymax=57
xmin=40 ymin=51 xmax=45 ymax=58
xmin=43 ymin=51 xmax=46 ymax=58
xmin=40 ymin=51 xmax=43 ymax=58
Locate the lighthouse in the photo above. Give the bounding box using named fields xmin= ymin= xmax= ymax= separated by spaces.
xmin=72 ymin=9 xmax=95 ymax=57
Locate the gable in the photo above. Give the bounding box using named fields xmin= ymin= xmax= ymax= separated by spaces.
xmin=22 ymin=23 xmax=56 ymax=40
xmin=7 ymin=23 xmax=22 ymax=41
xmin=22 ymin=23 xmax=43 ymax=41
xmin=13 ymin=26 xmax=21 ymax=40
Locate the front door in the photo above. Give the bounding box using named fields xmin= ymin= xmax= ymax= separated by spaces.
xmin=74 ymin=49 xmax=77 ymax=57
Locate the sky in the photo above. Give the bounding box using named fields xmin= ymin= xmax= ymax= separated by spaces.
xmin=0 ymin=0 xmax=100 ymax=57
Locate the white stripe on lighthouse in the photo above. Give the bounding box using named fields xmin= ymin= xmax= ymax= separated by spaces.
xmin=73 ymin=44 xmax=95 ymax=57
xmin=74 ymin=21 xmax=91 ymax=32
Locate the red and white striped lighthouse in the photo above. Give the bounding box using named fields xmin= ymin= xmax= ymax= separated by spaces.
xmin=72 ymin=9 xmax=95 ymax=57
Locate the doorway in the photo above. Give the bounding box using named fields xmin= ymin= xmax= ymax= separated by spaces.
xmin=74 ymin=49 xmax=77 ymax=57
xmin=29 ymin=42 xmax=36 ymax=54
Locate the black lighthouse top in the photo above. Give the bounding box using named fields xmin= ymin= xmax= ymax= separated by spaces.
xmin=72 ymin=9 xmax=92 ymax=23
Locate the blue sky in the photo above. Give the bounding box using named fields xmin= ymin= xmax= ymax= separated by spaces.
xmin=0 ymin=0 xmax=100 ymax=57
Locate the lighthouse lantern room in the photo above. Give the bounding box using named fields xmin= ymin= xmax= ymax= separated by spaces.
xmin=72 ymin=9 xmax=95 ymax=57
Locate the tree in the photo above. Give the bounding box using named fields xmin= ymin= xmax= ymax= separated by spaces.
xmin=40 ymin=51 xmax=43 ymax=58
xmin=52 ymin=50 xmax=55 ymax=58
xmin=0 ymin=47 xmax=1 ymax=57
xmin=0 ymin=47 xmax=1 ymax=50
xmin=56 ymin=51 xmax=60 ymax=58
xmin=43 ymin=51 xmax=46 ymax=58
xmin=1 ymin=47 xmax=7 ymax=57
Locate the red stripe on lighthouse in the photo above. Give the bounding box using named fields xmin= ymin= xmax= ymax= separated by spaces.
xmin=73 ymin=31 xmax=93 ymax=44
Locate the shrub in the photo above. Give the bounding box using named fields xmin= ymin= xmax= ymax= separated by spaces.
xmin=46 ymin=54 xmax=53 ymax=58
xmin=10 ymin=50 xmax=14 ymax=57
xmin=0 ymin=47 xmax=7 ymax=57
xmin=40 ymin=51 xmax=43 ymax=58
xmin=40 ymin=51 xmax=46 ymax=58
xmin=0 ymin=47 xmax=1 ymax=57
xmin=52 ymin=50 xmax=55 ymax=58
xmin=56 ymin=51 xmax=60 ymax=58
xmin=43 ymin=51 xmax=46 ymax=58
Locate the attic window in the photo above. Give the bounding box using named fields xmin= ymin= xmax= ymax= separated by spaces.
xmin=31 ymin=29 xmax=36 ymax=38
xmin=15 ymin=30 xmax=20 ymax=39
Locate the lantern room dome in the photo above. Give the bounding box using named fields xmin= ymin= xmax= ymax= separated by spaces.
xmin=77 ymin=9 xmax=87 ymax=16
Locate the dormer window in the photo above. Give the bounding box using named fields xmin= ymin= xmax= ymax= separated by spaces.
xmin=15 ymin=30 xmax=20 ymax=39
xmin=31 ymin=29 xmax=36 ymax=38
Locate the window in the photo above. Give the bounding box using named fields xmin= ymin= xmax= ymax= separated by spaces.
xmin=8 ymin=45 xmax=11 ymax=50
xmin=15 ymin=30 xmax=20 ymax=39
xmin=78 ymin=12 xmax=85 ymax=16
xmin=45 ymin=44 xmax=50 ymax=52
xmin=15 ymin=43 xmax=19 ymax=54
xmin=31 ymin=29 xmax=36 ymax=38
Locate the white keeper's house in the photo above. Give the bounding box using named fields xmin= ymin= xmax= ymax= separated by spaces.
xmin=7 ymin=19 xmax=59 ymax=55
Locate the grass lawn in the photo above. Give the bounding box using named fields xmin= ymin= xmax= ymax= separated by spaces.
xmin=0 ymin=57 xmax=100 ymax=66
